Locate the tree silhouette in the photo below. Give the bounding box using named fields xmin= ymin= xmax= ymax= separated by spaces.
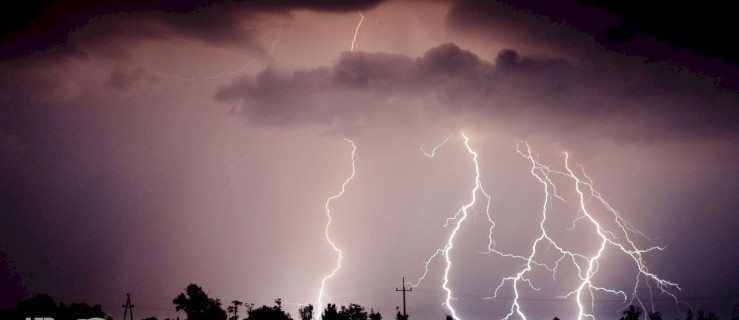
xmin=696 ymin=310 xmax=719 ymax=320
xmin=446 ymin=315 xmax=454 ymax=320
xmin=553 ymin=317 xmax=560 ymax=320
xmin=227 ymin=300 xmax=243 ymax=320
xmin=619 ymin=305 xmax=642 ymax=320
xmin=648 ymin=311 xmax=663 ymax=320
xmin=173 ymin=283 xmax=227 ymax=320
xmin=368 ymin=308 xmax=382 ymax=320
xmin=248 ymin=298 xmax=293 ymax=320
xmin=320 ymin=303 xmax=382 ymax=320
xmin=299 ymin=304 xmax=314 ymax=320
xmin=394 ymin=306 xmax=408 ymax=320
xmin=322 ymin=303 xmax=340 ymax=320
xmin=13 ymin=293 xmax=109 ymax=320
xmin=339 ymin=303 xmax=369 ymax=320
xmin=17 ymin=293 xmax=58 ymax=317
xmin=57 ymin=302 xmax=108 ymax=320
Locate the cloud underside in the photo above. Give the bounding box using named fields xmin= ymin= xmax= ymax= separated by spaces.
xmin=216 ymin=43 xmax=738 ymax=141
xmin=0 ymin=0 xmax=384 ymax=61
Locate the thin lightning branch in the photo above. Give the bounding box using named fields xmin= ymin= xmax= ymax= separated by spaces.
xmin=420 ymin=135 xmax=450 ymax=158
xmin=561 ymin=153 xmax=680 ymax=320
xmin=158 ymin=23 xmax=283 ymax=82
xmin=487 ymin=142 xmax=587 ymax=320
xmin=268 ymin=25 xmax=282 ymax=55
xmin=350 ymin=12 xmax=365 ymax=52
xmin=409 ymin=133 xmax=458 ymax=286
xmin=159 ymin=61 xmax=255 ymax=82
xmin=483 ymin=142 xmax=678 ymax=320
xmin=411 ymin=132 xmax=492 ymax=320
xmin=317 ymin=138 xmax=357 ymax=319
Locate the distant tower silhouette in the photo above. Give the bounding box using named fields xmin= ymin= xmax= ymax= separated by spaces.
xmin=122 ymin=293 xmax=135 ymax=320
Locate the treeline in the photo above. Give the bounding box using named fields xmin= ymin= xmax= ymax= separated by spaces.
xmin=608 ymin=304 xmax=736 ymax=320
xmin=0 ymin=292 xmax=110 ymax=320
xmin=173 ymin=284 xmax=388 ymax=320
xmin=1 ymin=283 xmax=735 ymax=320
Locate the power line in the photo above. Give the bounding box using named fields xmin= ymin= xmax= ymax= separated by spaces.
xmin=122 ymin=293 xmax=134 ymax=320
xmin=396 ymin=277 xmax=412 ymax=319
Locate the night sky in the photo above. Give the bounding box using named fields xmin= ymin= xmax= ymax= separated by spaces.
xmin=1 ymin=1 xmax=737 ymax=319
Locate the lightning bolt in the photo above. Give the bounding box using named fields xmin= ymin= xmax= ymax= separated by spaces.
xmin=267 ymin=25 xmax=283 ymax=56
xmin=156 ymin=22 xmax=284 ymax=82
xmin=158 ymin=62 xmax=255 ymax=82
xmin=484 ymin=142 xmax=679 ymax=320
xmin=350 ymin=12 xmax=365 ymax=52
xmin=486 ymin=142 xmax=584 ymax=320
xmin=420 ymin=136 xmax=450 ymax=158
xmin=317 ymin=138 xmax=357 ymax=319
xmin=412 ymin=136 xmax=678 ymax=319
xmin=411 ymin=132 xmax=492 ymax=320
xmin=561 ymin=152 xmax=680 ymax=320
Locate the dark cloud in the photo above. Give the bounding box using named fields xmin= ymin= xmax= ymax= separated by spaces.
xmin=448 ymin=0 xmax=610 ymax=51
xmin=0 ymin=3 xmax=737 ymax=318
xmin=578 ymin=1 xmax=739 ymax=64
xmin=0 ymin=0 xmax=385 ymax=61
xmin=447 ymin=0 xmax=739 ymax=89
xmin=216 ymin=43 xmax=739 ymax=141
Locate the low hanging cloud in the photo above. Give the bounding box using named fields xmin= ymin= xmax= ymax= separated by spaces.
xmin=215 ymin=43 xmax=739 ymax=141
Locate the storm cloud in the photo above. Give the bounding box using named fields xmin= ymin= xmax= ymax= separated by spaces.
xmin=0 ymin=1 xmax=737 ymax=319
xmin=216 ymin=43 xmax=738 ymax=142
xmin=446 ymin=0 xmax=739 ymax=89
xmin=0 ymin=0 xmax=385 ymax=61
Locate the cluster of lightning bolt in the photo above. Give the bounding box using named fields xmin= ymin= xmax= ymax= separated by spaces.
xmin=409 ymin=132 xmax=679 ymax=320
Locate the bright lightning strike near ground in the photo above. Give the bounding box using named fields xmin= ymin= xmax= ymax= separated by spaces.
xmin=560 ymin=151 xmax=680 ymax=320
xmin=412 ymin=131 xmax=492 ymax=320
xmin=317 ymin=138 xmax=357 ymax=319
xmin=412 ymin=134 xmax=678 ymax=320
xmin=489 ymin=143 xmax=679 ymax=320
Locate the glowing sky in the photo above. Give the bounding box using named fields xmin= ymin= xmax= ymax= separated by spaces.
xmin=1 ymin=1 xmax=737 ymax=319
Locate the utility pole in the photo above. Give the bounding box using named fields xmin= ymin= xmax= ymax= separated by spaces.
xmin=122 ymin=293 xmax=135 ymax=320
xmin=395 ymin=277 xmax=412 ymax=318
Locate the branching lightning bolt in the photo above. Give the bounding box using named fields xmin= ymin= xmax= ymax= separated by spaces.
xmin=486 ymin=142 xmax=587 ymax=320
xmin=562 ymin=152 xmax=680 ymax=320
xmin=317 ymin=138 xmax=357 ymax=319
xmin=411 ymin=132 xmax=492 ymax=320
xmin=350 ymin=12 xmax=365 ymax=52
xmin=411 ymin=136 xmax=678 ymax=319
xmin=483 ymin=142 xmax=679 ymax=320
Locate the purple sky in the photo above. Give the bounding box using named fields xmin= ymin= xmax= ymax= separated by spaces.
xmin=1 ymin=1 xmax=737 ymax=319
